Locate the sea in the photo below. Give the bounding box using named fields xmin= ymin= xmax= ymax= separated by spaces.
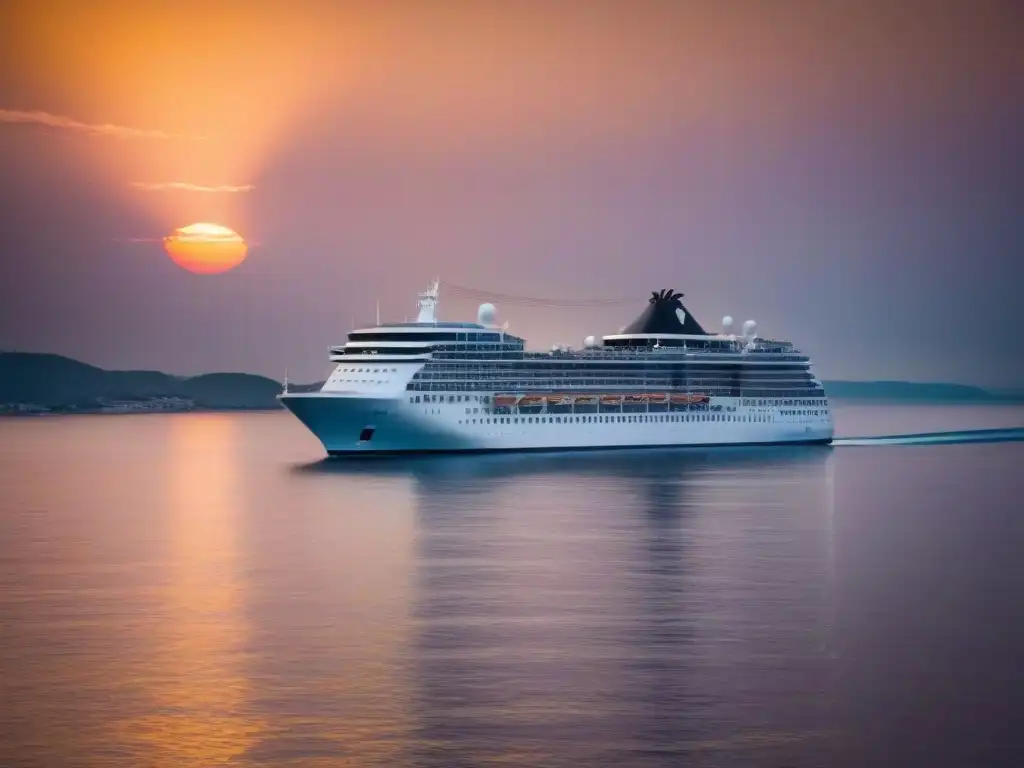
xmin=1 ymin=403 xmax=1023 ymax=768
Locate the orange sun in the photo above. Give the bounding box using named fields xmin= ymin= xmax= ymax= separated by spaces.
xmin=163 ymin=223 xmax=248 ymax=274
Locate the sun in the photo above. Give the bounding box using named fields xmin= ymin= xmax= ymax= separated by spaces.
xmin=163 ymin=223 xmax=248 ymax=274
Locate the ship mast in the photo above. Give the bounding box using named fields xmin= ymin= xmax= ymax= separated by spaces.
xmin=416 ymin=278 xmax=440 ymax=324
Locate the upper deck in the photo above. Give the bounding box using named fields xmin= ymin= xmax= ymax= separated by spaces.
xmin=327 ymin=283 xmax=813 ymax=372
xmin=319 ymin=283 xmax=825 ymax=400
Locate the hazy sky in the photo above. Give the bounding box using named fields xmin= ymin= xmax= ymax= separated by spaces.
xmin=0 ymin=0 xmax=1021 ymax=385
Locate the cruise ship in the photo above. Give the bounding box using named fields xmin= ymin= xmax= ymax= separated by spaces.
xmin=280 ymin=282 xmax=834 ymax=455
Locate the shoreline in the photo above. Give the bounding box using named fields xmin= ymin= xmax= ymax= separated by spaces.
xmin=0 ymin=406 xmax=286 ymax=417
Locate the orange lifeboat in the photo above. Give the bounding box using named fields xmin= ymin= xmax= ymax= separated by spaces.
xmin=547 ymin=394 xmax=571 ymax=406
xmin=600 ymin=394 xmax=623 ymax=406
xmin=519 ymin=395 xmax=546 ymax=407
xmin=494 ymin=395 xmax=518 ymax=408
xmin=574 ymin=395 xmax=599 ymax=406
xmin=623 ymin=394 xmax=648 ymax=405
xmin=670 ymin=393 xmax=709 ymax=405
xmin=648 ymin=393 xmax=669 ymax=405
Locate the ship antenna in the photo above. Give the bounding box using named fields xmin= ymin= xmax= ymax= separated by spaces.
xmin=376 ymin=298 xmax=380 ymax=326
xmin=283 ymin=367 xmax=289 ymax=394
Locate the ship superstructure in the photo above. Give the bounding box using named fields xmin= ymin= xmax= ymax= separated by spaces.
xmin=280 ymin=282 xmax=834 ymax=455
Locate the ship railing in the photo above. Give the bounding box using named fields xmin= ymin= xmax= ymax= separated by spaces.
xmin=407 ymin=382 xmax=826 ymax=400
xmin=428 ymin=350 xmax=808 ymax=362
xmin=407 ymin=377 xmax=824 ymax=391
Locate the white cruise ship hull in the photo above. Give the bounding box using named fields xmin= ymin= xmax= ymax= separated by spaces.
xmin=280 ymin=392 xmax=834 ymax=455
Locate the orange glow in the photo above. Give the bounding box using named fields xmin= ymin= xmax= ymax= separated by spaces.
xmin=120 ymin=414 xmax=265 ymax=762
xmin=0 ymin=1 xmax=366 ymax=238
xmin=163 ymin=223 xmax=247 ymax=274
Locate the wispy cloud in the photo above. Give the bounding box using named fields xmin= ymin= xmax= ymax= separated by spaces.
xmin=130 ymin=181 xmax=254 ymax=193
xmin=0 ymin=109 xmax=202 ymax=139
xmin=115 ymin=235 xmax=262 ymax=247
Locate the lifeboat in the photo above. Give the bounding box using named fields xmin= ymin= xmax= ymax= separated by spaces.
xmin=518 ymin=395 xmax=546 ymax=407
xmin=600 ymin=394 xmax=623 ymax=406
xmin=623 ymin=394 xmax=648 ymax=405
xmin=670 ymin=393 xmax=709 ymax=405
xmin=574 ymin=395 xmax=599 ymax=406
xmin=547 ymin=394 xmax=571 ymax=406
xmin=648 ymin=393 xmax=669 ymax=405
xmin=494 ymin=395 xmax=518 ymax=408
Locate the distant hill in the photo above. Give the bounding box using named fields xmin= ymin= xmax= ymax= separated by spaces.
xmin=0 ymin=352 xmax=290 ymax=412
xmin=822 ymin=380 xmax=1021 ymax=402
xmin=1 ymin=352 xmax=1020 ymax=414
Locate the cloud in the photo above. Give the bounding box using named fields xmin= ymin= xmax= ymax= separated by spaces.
xmin=115 ymin=235 xmax=262 ymax=247
xmin=130 ymin=181 xmax=254 ymax=193
xmin=0 ymin=109 xmax=202 ymax=139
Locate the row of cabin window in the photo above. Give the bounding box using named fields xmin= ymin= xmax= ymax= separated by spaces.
xmin=414 ymin=371 xmax=815 ymax=381
xmin=348 ymin=332 xmax=523 ymax=343
xmin=418 ymin=361 xmax=811 ymax=371
xmin=410 ymin=373 xmax=817 ymax=383
xmin=408 ymin=385 xmax=825 ymax=398
xmin=328 ymin=365 xmax=399 ymax=386
xmin=411 ymin=383 xmax=822 ymax=393
xmin=410 ymin=394 xmax=490 ymax=404
xmin=744 ymin=398 xmax=827 ymax=407
xmin=542 ymin=350 xmax=809 ymax=359
xmin=409 ymin=394 xmax=832 ymax=406
xmin=345 ymin=343 xmax=526 ymax=356
xmin=427 ymin=352 xmax=812 ymax=364
xmin=456 ymin=413 xmax=786 ymax=426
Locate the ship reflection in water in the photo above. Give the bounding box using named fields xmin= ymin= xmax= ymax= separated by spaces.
xmin=1 ymin=413 xmax=1022 ymax=767
xmin=299 ymin=445 xmax=838 ymax=766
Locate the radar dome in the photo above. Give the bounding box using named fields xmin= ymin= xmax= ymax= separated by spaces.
xmin=722 ymin=316 xmax=734 ymax=332
xmin=742 ymin=319 xmax=757 ymax=338
xmin=583 ymin=335 xmax=597 ymax=348
xmin=477 ymin=303 xmax=497 ymax=326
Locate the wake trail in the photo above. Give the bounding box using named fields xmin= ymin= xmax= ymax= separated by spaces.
xmin=833 ymin=428 xmax=1024 ymax=446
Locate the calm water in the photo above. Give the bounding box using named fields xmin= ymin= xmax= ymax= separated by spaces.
xmin=1 ymin=405 xmax=1023 ymax=767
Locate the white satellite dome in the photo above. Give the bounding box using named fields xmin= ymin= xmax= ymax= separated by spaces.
xmin=722 ymin=315 xmax=734 ymax=332
xmin=583 ymin=335 xmax=597 ymax=348
xmin=742 ymin=319 xmax=757 ymax=338
xmin=477 ymin=302 xmax=497 ymax=326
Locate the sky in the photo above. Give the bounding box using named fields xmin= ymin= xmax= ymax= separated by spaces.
xmin=0 ymin=0 xmax=1021 ymax=386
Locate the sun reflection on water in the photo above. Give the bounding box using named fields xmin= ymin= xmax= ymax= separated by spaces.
xmin=118 ymin=414 xmax=264 ymax=765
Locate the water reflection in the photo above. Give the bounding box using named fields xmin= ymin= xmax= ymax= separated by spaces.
xmin=118 ymin=414 xmax=265 ymax=764
xmin=4 ymin=413 xmax=1021 ymax=767
xmin=302 ymin=446 xmax=836 ymax=765
xmin=241 ymin=444 xmax=417 ymax=766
